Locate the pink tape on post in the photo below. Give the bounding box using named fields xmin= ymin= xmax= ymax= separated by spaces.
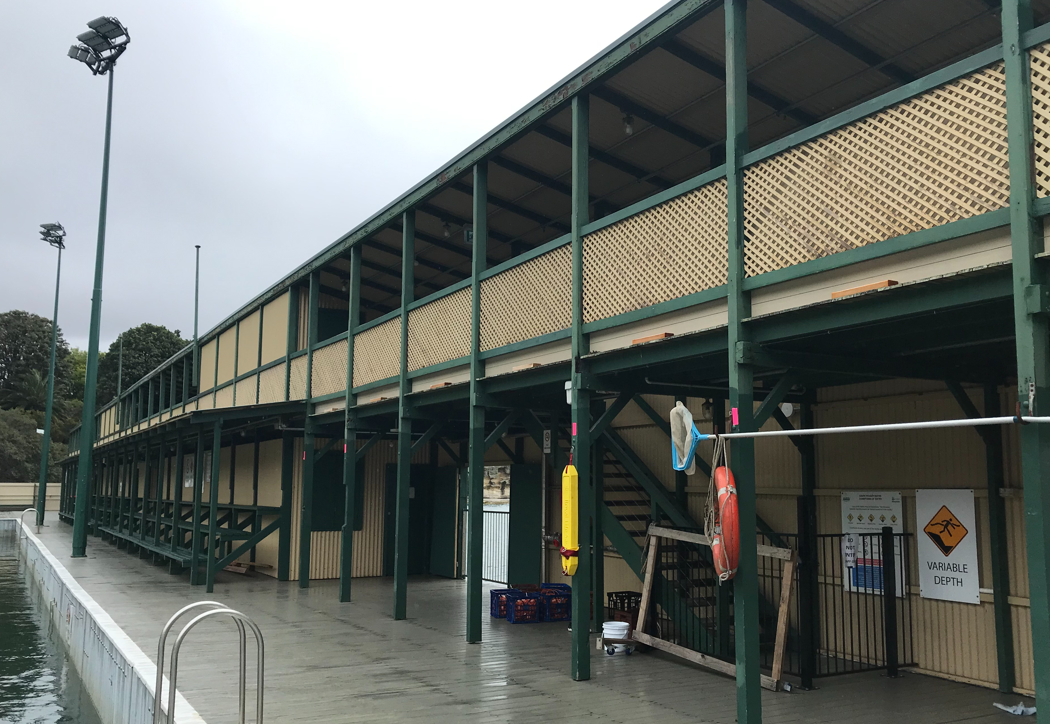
xmin=572 ymin=422 xmax=578 ymax=437
xmin=731 ymin=407 xmax=739 ymax=426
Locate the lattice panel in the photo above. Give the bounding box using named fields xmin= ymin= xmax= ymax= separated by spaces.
xmin=312 ymin=338 xmax=349 ymax=397
xmin=407 ymin=287 xmax=472 ymax=371
xmin=235 ymin=375 xmax=257 ymax=407
xmin=258 ymin=363 xmax=286 ymax=404
xmin=1031 ymin=43 xmax=1050 ymax=197
xmin=480 ymin=245 xmax=572 ymax=351
xmin=214 ymin=385 xmax=234 ymax=409
xmin=353 ymin=317 xmax=402 ymax=386
xmin=744 ymin=63 xmax=1009 ymax=276
xmin=288 ymin=355 xmax=308 ymax=400
xmin=583 ymin=180 xmax=728 ymax=323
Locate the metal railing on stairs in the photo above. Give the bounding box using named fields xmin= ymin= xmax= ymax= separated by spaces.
xmin=154 ymin=601 xmax=264 ymax=724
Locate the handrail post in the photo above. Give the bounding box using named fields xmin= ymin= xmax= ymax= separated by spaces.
xmin=881 ymin=526 xmax=899 ymax=678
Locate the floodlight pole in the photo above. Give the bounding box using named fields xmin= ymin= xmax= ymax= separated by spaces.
xmin=36 ymin=243 xmax=63 ymax=527
xmin=193 ymin=244 xmax=200 ymax=385
xmin=72 ymin=67 xmax=115 ymax=557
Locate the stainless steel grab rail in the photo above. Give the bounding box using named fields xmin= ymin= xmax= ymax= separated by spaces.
xmin=153 ymin=602 xmax=260 ymax=724
xmin=168 ymin=608 xmax=264 ymax=724
xmin=20 ymin=508 xmax=39 ymax=538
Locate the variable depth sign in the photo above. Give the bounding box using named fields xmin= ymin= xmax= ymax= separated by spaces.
xmin=916 ymin=489 xmax=980 ymax=604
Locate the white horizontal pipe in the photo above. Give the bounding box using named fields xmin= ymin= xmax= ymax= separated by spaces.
xmin=702 ymin=416 xmax=1050 ymax=440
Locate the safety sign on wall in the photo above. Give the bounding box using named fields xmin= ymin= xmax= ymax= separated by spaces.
xmin=841 ymin=491 xmax=904 ymax=597
xmin=916 ymin=489 xmax=980 ymax=604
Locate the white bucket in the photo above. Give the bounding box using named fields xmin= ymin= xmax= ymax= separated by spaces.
xmin=602 ymin=620 xmax=630 ymax=653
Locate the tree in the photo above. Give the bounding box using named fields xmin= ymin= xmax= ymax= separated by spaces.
xmin=0 ymin=369 xmax=48 ymax=411
xmin=96 ymin=324 xmax=187 ymax=405
xmin=0 ymin=407 xmax=64 ymax=483
xmin=0 ymin=310 xmax=74 ymax=400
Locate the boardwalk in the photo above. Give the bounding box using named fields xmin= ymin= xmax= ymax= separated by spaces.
xmin=28 ymin=523 xmax=1031 ymax=723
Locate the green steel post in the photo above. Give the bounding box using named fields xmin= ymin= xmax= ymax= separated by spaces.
xmin=278 ymin=431 xmax=294 ymax=581
xmin=1004 ymin=0 xmax=1050 ymax=710
xmin=393 ymin=210 xmax=416 ymax=620
xmin=206 ymin=421 xmax=222 ymax=593
xmin=726 ymin=1 xmax=761 ymax=721
xmin=37 ymin=245 xmax=63 ymax=526
xmin=674 ymin=394 xmax=688 ymax=510
xmin=340 ymin=243 xmax=362 ymax=603
xmin=154 ymin=440 xmax=165 ymax=546
xmin=299 ymin=272 xmax=320 ymax=588
xmin=232 ymin=323 xmax=240 ymax=405
xmin=797 ymin=396 xmax=819 ymax=688
xmin=983 ymin=383 xmax=1015 ymax=692
xmin=570 ymin=93 xmax=593 ymax=681
xmin=172 ymin=431 xmax=184 ymax=554
xmin=141 ymin=441 xmax=151 ymax=542
xmin=466 ymin=165 xmax=488 ymax=642
xmin=190 ymin=431 xmax=205 ymax=585
xmin=592 ymin=415 xmax=604 ymax=630
xmin=285 ymin=285 xmax=300 ymax=400
xmin=73 ymin=68 xmax=117 ymax=558
xmin=117 ymin=336 xmax=123 ymax=399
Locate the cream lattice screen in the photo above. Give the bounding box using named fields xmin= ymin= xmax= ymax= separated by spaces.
xmin=480 ymin=245 xmax=572 ymax=351
xmin=288 ymin=355 xmax=308 ymax=400
xmin=353 ymin=317 xmax=402 ymax=386
xmin=407 ymin=287 xmax=472 ymax=371
xmin=582 ymin=180 xmax=728 ymax=323
xmin=743 ymin=62 xmax=1009 ymax=277
xmin=1031 ymin=43 xmax=1050 ymax=196
xmin=235 ymin=375 xmax=257 ymax=406
xmin=257 ymin=363 xmax=286 ymax=404
xmin=312 ymin=338 xmax=349 ymax=397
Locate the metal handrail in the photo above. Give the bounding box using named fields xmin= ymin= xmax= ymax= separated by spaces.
xmin=166 ymin=607 xmax=264 ymax=724
xmin=153 ymin=602 xmax=251 ymax=724
xmin=20 ymin=508 xmax=39 ymax=539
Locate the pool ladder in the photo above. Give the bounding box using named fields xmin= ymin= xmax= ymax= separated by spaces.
xmin=153 ymin=602 xmax=264 ymax=724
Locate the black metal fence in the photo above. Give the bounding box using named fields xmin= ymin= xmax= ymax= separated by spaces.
xmin=649 ymin=527 xmax=915 ymax=685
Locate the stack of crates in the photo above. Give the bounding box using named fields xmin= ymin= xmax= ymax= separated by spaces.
xmin=490 ymin=589 xmax=518 ymax=619
xmin=506 ymin=594 xmax=540 ymax=623
xmin=607 ymin=591 xmax=642 ymax=630
xmin=538 ymin=582 xmax=572 ymax=622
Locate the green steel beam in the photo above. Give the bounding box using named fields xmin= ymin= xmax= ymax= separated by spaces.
xmin=534 ymin=125 xmax=675 ymax=190
xmin=591 ymin=86 xmax=718 ymax=150
xmin=467 ymin=162 xmax=488 ymax=643
xmin=752 ymin=372 xmax=798 ymax=428
xmin=590 ymin=392 xmax=632 ymax=439
xmin=570 ymin=93 xmax=593 ymax=682
xmin=725 ymin=2 xmax=761 ymax=721
xmin=205 ymin=420 xmax=222 ymax=593
xmin=484 ymin=410 xmax=520 ymax=451
xmin=393 ymin=210 xmax=415 ymax=621
xmin=1004 ymin=1 xmax=1050 ymax=710
xmin=277 ymin=431 xmax=293 ymax=581
xmin=340 ymin=242 xmax=362 ymax=603
xmin=299 ymin=272 xmax=320 ymax=589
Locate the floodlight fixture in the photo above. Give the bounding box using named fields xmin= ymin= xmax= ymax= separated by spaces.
xmin=69 ymin=17 xmax=129 ymax=75
xmin=39 ymin=222 xmax=66 ymax=250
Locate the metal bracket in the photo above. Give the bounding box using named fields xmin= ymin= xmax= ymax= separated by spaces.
xmin=735 ymin=340 xmax=756 ymax=365
xmin=1024 ymin=284 xmax=1050 ymax=316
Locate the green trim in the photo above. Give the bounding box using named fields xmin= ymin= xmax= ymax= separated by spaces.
xmin=406 ymin=277 xmax=472 ymax=311
xmin=743 ymin=209 xmax=1011 ymax=291
xmin=580 ymin=165 xmax=727 ymax=236
xmin=1034 ymin=196 xmax=1050 ymax=217
xmin=478 ymin=329 xmax=571 ymax=360
xmin=354 ymin=308 xmax=400 ymax=335
xmin=309 ymin=390 xmax=346 ymax=404
xmin=1022 ymin=19 xmax=1050 ymax=48
xmin=405 ymin=356 xmax=470 ymax=379
xmin=479 ymin=233 xmax=571 ymax=281
xmin=583 ymin=285 xmax=727 ymax=334
xmin=351 ymin=376 xmax=399 ymax=395
xmin=742 ymin=44 xmax=1004 ymax=168
xmin=288 ymin=348 xmax=308 ymax=360
xmin=312 ymin=331 xmax=349 ymax=349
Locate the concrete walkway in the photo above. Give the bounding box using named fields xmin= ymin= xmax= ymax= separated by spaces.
xmin=27 ymin=522 xmax=1034 ymax=723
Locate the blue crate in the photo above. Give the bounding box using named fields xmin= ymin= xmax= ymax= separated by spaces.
xmin=539 ymin=594 xmax=572 ymax=622
xmin=489 ymin=588 xmax=519 ymax=618
xmin=507 ymin=595 xmax=541 ymax=624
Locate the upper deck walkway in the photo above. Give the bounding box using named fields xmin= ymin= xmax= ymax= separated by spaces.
xmin=27 ymin=522 xmax=1031 ymax=724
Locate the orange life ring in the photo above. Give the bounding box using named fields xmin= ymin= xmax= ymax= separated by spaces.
xmin=710 ymin=465 xmax=739 ymax=581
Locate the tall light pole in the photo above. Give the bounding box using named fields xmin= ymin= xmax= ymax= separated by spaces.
xmin=69 ymin=16 xmax=130 ymax=557
xmin=36 ymin=223 xmax=66 ymax=527
xmin=193 ymin=245 xmax=201 ymax=386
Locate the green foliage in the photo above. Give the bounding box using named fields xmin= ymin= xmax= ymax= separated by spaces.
xmin=0 ymin=369 xmax=47 ymax=411
xmin=0 ymin=408 xmax=63 ymax=483
xmin=96 ymin=324 xmax=187 ymax=405
xmin=68 ymin=348 xmax=89 ymax=401
xmin=0 ymin=310 xmax=74 ymax=400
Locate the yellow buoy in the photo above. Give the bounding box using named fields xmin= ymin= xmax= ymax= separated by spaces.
xmin=561 ymin=464 xmax=579 ymax=576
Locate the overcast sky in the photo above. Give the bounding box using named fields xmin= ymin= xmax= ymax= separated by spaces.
xmin=1 ymin=0 xmax=669 ymax=350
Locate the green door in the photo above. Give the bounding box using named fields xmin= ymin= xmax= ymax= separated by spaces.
xmin=507 ymin=464 xmax=542 ymax=586
xmin=429 ymin=468 xmax=458 ymax=578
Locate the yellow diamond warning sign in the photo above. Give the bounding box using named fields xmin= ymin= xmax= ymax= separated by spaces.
xmin=923 ymin=506 xmax=968 ymax=557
